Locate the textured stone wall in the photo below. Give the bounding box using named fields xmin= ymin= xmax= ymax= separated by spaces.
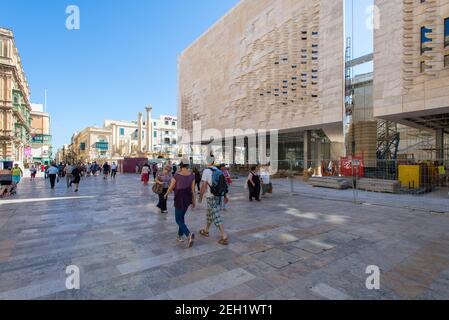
xmin=178 ymin=0 xmax=344 ymax=137
xmin=374 ymin=0 xmax=449 ymax=119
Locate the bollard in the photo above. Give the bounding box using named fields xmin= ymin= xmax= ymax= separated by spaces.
xmin=289 ymin=160 xmax=294 ymax=194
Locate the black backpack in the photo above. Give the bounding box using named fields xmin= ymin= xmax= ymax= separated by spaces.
xmin=209 ymin=167 xmax=228 ymax=197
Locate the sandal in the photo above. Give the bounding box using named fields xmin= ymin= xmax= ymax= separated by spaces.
xmin=218 ymin=238 xmax=229 ymax=246
xmin=188 ymin=233 xmax=195 ymax=248
xmin=199 ymin=229 xmax=210 ymax=237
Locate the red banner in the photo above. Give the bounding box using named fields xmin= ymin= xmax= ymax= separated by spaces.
xmin=340 ymin=155 xmax=365 ymax=177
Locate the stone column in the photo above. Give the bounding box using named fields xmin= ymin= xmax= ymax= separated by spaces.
xmin=436 ymin=128 xmax=444 ymax=163
xmin=146 ymin=106 xmax=153 ymax=153
xmin=138 ymin=112 xmax=143 ymax=153
xmin=304 ymin=130 xmax=312 ymax=170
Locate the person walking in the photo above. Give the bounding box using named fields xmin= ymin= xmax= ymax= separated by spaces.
xmin=152 ymin=163 xmax=158 ymax=181
xmin=47 ymin=162 xmax=59 ymax=189
xmin=141 ymin=163 xmax=150 ymax=185
xmin=260 ymin=165 xmax=273 ymax=197
xmin=198 ymin=155 xmax=229 ymax=246
xmin=30 ymin=165 xmax=37 ymax=181
xmin=156 ymin=165 xmax=171 ymax=213
xmin=103 ymin=162 xmax=111 ymax=180
xmin=218 ymin=164 xmax=231 ymax=211
xmin=11 ymin=164 xmax=23 ymax=187
xmin=193 ymin=167 xmax=202 ymax=193
xmin=111 ymin=162 xmax=118 ymax=179
xmin=64 ymin=163 xmax=74 ymax=188
xmin=247 ymin=166 xmax=261 ymax=202
xmin=71 ymin=164 xmax=82 ymax=192
xmin=58 ymin=163 xmax=64 ymax=178
xmin=164 ymin=161 xmax=196 ymax=247
xmin=44 ymin=164 xmax=49 ymax=179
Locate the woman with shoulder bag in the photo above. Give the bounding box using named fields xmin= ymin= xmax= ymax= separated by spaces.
xmin=164 ymin=161 xmax=196 ymax=247
xmin=155 ymin=165 xmax=171 ymax=213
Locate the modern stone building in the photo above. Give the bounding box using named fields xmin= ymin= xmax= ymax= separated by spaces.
xmin=30 ymin=103 xmax=52 ymax=165
xmin=178 ymin=0 xmax=345 ymax=168
xmin=374 ymin=0 xmax=449 ymax=161
xmin=0 ymin=28 xmax=32 ymax=169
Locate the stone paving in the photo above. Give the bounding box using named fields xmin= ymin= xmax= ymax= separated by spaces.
xmin=1 ymin=172 xmax=449 ymax=300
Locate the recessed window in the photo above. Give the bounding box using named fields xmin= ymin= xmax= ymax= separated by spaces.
xmin=445 ymin=18 xmax=449 ymax=48
xmin=421 ymin=26 xmax=433 ymax=54
xmin=172 ymin=121 xmax=176 ymax=126
xmin=444 ymin=55 xmax=449 ymax=68
xmin=153 ymin=131 xmax=157 ymax=138
xmin=420 ymin=61 xmax=427 ymax=73
xmin=120 ymin=128 xmax=125 ymax=136
xmin=165 ymin=121 xmax=169 ymax=125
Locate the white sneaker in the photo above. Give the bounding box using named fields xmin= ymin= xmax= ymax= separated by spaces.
xmin=176 ymin=236 xmax=185 ymax=243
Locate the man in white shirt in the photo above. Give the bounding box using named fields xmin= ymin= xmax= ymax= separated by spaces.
xmin=198 ymin=155 xmax=229 ymax=245
xmin=111 ymin=162 xmax=118 ymax=179
xmin=260 ymin=165 xmax=272 ymax=197
xmin=47 ymin=163 xmax=59 ymax=189
xmin=64 ymin=163 xmax=74 ymax=188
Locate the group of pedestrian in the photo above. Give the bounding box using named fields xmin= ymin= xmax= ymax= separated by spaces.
xmin=148 ymin=155 xmax=230 ymax=249
xmin=246 ymin=164 xmax=273 ymax=202
xmin=41 ymin=161 xmax=117 ymax=191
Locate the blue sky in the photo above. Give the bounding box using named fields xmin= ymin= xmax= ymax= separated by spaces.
xmin=0 ymin=0 xmax=239 ymax=150
xmin=345 ymin=0 xmax=374 ymax=74
xmin=1 ymin=0 xmax=372 ymax=151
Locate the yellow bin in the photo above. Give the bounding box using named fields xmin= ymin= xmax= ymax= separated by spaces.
xmin=398 ymin=165 xmax=420 ymax=189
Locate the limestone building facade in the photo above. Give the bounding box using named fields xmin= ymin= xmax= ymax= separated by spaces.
xmin=178 ymin=0 xmax=345 ymax=166
xmin=68 ymin=110 xmax=179 ymax=163
xmin=30 ymin=103 xmax=52 ymax=165
xmin=0 ymin=28 xmax=32 ymax=169
xmin=374 ymin=0 xmax=449 ymax=161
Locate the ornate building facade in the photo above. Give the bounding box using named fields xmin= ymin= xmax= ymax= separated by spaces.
xmin=30 ymin=103 xmax=52 ymax=165
xmin=0 ymin=28 xmax=32 ymax=168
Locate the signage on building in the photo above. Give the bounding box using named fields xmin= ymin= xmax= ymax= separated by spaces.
xmin=32 ymin=134 xmax=51 ymax=143
xmin=24 ymin=147 xmax=32 ymax=156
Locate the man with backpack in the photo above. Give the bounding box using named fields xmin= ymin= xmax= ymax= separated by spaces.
xmin=198 ymin=154 xmax=229 ymax=246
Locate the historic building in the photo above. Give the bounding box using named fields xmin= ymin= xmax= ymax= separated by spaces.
xmin=30 ymin=103 xmax=52 ymax=165
xmin=374 ymin=0 xmax=449 ymax=161
xmin=178 ymin=0 xmax=345 ymax=167
xmin=0 ymin=28 xmax=32 ymax=169
xmin=68 ymin=108 xmax=179 ymax=163
xmin=105 ymin=112 xmax=178 ymax=159
xmin=70 ymin=127 xmax=112 ymax=163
